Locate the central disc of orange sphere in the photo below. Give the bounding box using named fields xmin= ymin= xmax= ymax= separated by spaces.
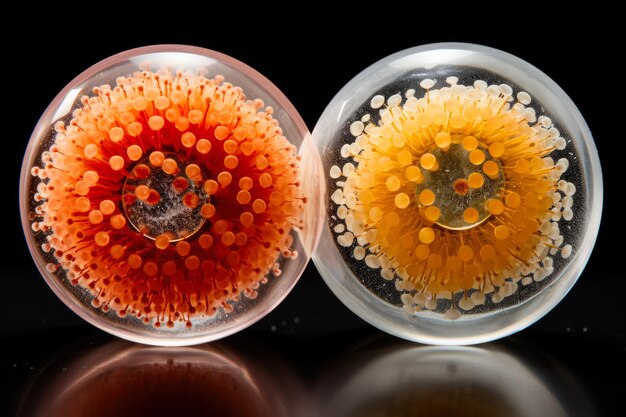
xmin=123 ymin=153 xmax=209 ymax=241
xmin=416 ymin=141 xmax=505 ymax=230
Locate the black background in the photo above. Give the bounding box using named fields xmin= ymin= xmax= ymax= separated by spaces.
xmin=2 ymin=8 xmax=623 ymax=416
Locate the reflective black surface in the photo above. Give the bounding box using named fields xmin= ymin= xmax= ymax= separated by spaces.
xmin=3 ymin=325 xmax=623 ymax=416
xmin=3 ymin=8 xmax=623 ymax=417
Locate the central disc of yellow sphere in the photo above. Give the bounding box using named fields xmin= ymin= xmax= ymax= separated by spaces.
xmin=416 ymin=141 xmax=505 ymax=230
xmin=122 ymin=153 xmax=209 ymax=241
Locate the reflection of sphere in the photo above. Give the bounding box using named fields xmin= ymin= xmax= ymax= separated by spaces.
xmin=313 ymin=43 xmax=602 ymax=344
xmin=21 ymin=45 xmax=323 ymax=345
xmin=18 ymin=340 xmax=303 ymax=417
xmin=315 ymin=339 xmax=594 ymax=417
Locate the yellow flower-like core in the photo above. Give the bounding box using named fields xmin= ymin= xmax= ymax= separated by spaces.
xmin=331 ymin=78 xmax=575 ymax=317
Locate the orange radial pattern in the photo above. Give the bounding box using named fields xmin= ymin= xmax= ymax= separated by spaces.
xmin=330 ymin=77 xmax=575 ymax=318
xmin=30 ymin=70 xmax=304 ymax=328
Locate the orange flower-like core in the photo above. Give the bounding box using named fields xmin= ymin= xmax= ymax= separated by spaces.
xmin=331 ymin=78 xmax=575 ymax=318
xmin=30 ymin=70 xmax=304 ymax=327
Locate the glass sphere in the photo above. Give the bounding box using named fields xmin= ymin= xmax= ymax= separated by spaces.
xmin=20 ymin=45 xmax=322 ymax=346
xmin=312 ymin=43 xmax=602 ymax=345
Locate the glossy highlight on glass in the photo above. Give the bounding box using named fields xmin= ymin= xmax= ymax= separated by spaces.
xmin=313 ymin=43 xmax=602 ymax=345
xmin=21 ymin=45 xmax=322 ymax=346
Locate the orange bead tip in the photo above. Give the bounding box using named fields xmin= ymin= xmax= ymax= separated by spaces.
xmin=28 ymin=68 xmax=306 ymax=328
xmin=330 ymin=78 xmax=576 ymax=318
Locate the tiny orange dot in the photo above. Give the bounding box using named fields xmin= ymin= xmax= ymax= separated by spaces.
xmin=420 ymin=153 xmax=437 ymax=170
xmin=486 ymin=199 xmax=505 ymax=215
xmin=235 ymin=232 xmax=248 ymax=246
xmin=483 ymin=160 xmax=499 ymax=178
xmin=240 ymin=212 xmax=254 ymax=228
xmin=128 ymin=254 xmax=142 ymax=269
xmin=419 ymin=227 xmax=435 ymax=244
xmin=84 ymin=171 xmax=99 ymax=185
xmin=76 ymin=197 xmax=90 ymax=212
xmin=252 ymin=199 xmax=267 ymax=213
xmin=241 ymin=141 xmax=255 ymax=156
xmin=506 ymin=192 xmax=521 ymax=208
xmin=148 ymin=115 xmax=164 ymax=131
xmin=132 ymin=96 xmax=148 ymax=111
xmin=99 ymin=200 xmax=115 ymax=215
xmin=165 ymin=108 xmax=180 ymax=123
xmin=221 ymin=231 xmax=236 ymax=246
xmin=149 ymin=151 xmax=164 ymax=167
xmin=469 ymin=149 xmax=485 ymax=165
xmin=185 ymin=164 xmax=201 ymax=179
xmin=256 ymin=156 xmax=269 ymax=170
xmin=155 ymin=234 xmax=170 ymax=250
xmin=259 ymin=173 xmax=273 ymax=188
xmin=127 ymin=145 xmax=143 ymax=161
xmin=188 ymin=109 xmax=204 ymax=124
xmin=84 ymin=144 xmax=98 ymax=159
xmin=213 ymin=220 xmax=228 ymax=235
xmin=458 ymin=245 xmax=473 ymax=262
xmin=163 ymin=261 xmax=177 ymax=276
xmin=176 ymin=241 xmax=191 ymax=257
xmin=127 ymin=122 xmax=143 ymax=137
xmin=405 ymin=166 xmax=422 ymax=182
xmin=233 ymin=126 xmax=247 ymax=140
xmin=462 ymin=136 xmax=478 ymax=151
xmin=489 ymin=142 xmax=505 ymax=158
xmin=419 ymin=189 xmax=436 ymax=206
xmin=239 ymin=177 xmax=253 ymax=190
xmin=175 ymin=117 xmax=189 ymax=132
xmin=109 ymin=127 xmax=124 ymax=142
xmin=198 ymin=234 xmax=213 ymax=250
xmin=494 ymin=225 xmax=510 ymax=240
xmin=110 ymin=214 xmax=126 ymax=229
xmin=386 ymin=176 xmax=401 ymax=192
xmin=414 ymin=244 xmax=430 ymax=260
xmin=217 ymin=171 xmax=232 ymax=187
xmin=204 ymin=180 xmax=219 ymax=195
xmin=185 ymin=256 xmax=200 ymax=270
xmin=94 ymin=231 xmax=109 ymax=246
xmin=397 ymin=149 xmax=412 ymax=166
xmin=214 ymin=126 xmax=229 ymax=140
xmin=424 ymin=206 xmax=441 ymax=222
xmin=181 ymin=132 xmax=196 ymax=148
xmin=196 ymin=139 xmax=211 ymax=154
xmin=135 ymin=185 xmax=150 ymax=200
xmin=183 ymin=193 xmax=199 ymax=209
xmin=237 ymin=190 xmax=252 ymax=205
xmin=468 ymin=173 xmax=484 ymax=189
xmin=224 ymin=139 xmax=238 ymax=154
xmin=154 ymin=96 xmax=170 ymax=110
xmin=224 ymin=155 xmax=239 ymax=169
xmin=435 ymin=132 xmax=451 ymax=149
xmin=394 ymin=193 xmax=410 ymax=209
xmin=110 ymin=245 xmax=124 ymax=259
xmin=143 ymin=262 xmax=158 ymax=276
xmin=162 ymin=158 xmax=178 ymax=175
xmin=201 ymin=204 xmax=216 ymax=218
xmin=463 ymin=207 xmax=479 ymax=223
xmin=109 ymin=155 xmax=124 ymax=171
xmin=89 ymin=209 xmax=103 ymax=224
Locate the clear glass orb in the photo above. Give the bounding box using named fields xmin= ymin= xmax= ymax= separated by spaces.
xmin=20 ymin=45 xmax=323 ymax=346
xmin=312 ymin=43 xmax=602 ymax=345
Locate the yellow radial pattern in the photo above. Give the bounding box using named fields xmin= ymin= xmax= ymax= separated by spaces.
xmin=330 ymin=78 xmax=575 ymax=318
